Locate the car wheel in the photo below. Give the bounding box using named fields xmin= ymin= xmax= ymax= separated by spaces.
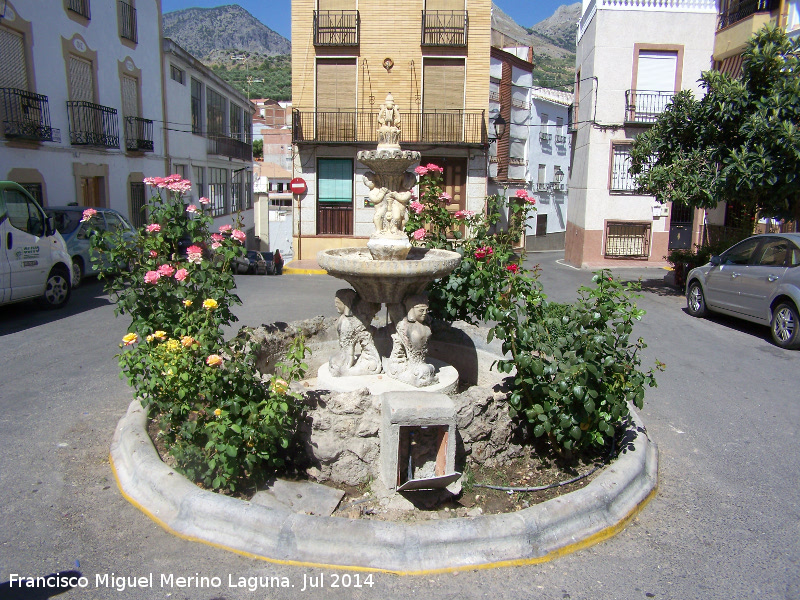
xmin=71 ymin=258 xmax=84 ymax=288
xmin=39 ymin=266 xmax=71 ymax=309
xmin=686 ymin=280 xmax=707 ymax=317
xmin=771 ymin=302 xmax=800 ymax=349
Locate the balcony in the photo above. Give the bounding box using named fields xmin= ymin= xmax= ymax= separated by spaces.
xmin=718 ymin=0 xmax=774 ymax=28
xmin=539 ymin=132 xmax=552 ymax=143
xmin=421 ymin=10 xmax=468 ymax=46
xmin=625 ymin=90 xmax=675 ymax=124
xmin=1 ymin=88 xmax=53 ymax=142
xmin=292 ymin=109 xmax=486 ymax=145
xmin=314 ymin=10 xmax=359 ymax=46
xmin=67 ymin=101 xmax=119 ymax=148
xmin=68 ymin=0 xmax=90 ymax=19
xmin=555 ymin=134 xmax=567 ymax=144
xmin=124 ymin=116 xmax=153 ymax=152
xmin=118 ymin=0 xmax=138 ymax=43
xmin=207 ymin=134 xmax=252 ymax=161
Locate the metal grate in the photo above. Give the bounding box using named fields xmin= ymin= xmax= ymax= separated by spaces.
xmin=718 ymin=0 xmax=774 ymax=29
xmin=421 ymin=10 xmax=468 ymax=46
xmin=129 ymin=182 xmax=147 ymax=228
xmin=67 ymin=101 xmax=119 ymax=148
xmin=118 ymin=0 xmax=137 ymax=42
xmin=625 ymin=89 xmax=675 ymax=123
xmin=314 ymin=10 xmax=359 ymax=46
xmin=610 ymin=143 xmax=637 ymax=192
xmin=1 ymin=88 xmax=53 ymax=141
xmin=605 ymin=222 xmax=651 ymax=258
xmin=68 ymin=0 xmax=91 ymax=19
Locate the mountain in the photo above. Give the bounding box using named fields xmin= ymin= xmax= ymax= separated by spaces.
xmin=162 ymin=5 xmax=290 ymax=61
xmin=528 ymin=3 xmax=582 ymax=53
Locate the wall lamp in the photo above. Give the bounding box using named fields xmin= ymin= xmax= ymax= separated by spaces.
xmin=488 ymin=114 xmax=507 ymax=144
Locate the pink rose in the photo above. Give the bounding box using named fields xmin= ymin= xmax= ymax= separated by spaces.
xmin=439 ymin=192 xmax=452 ymax=202
xmin=527 ymin=197 xmax=537 ymax=205
xmin=474 ymin=248 xmax=486 ymax=259
xmin=186 ymin=204 xmax=199 ymax=214
xmin=211 ymin=233 xmax=224 ymax=242
xmin=146 ymin=223 xmax=161 ymax=233
xmin=231 ymin=229 xmax=246 ymax=243
xmin=157 ymin=264 xmax=176 ymax=277
xmin=186 ymin=245 xmax=203 ymax=264
xmin=414 ymin=166 xmax=428 ymax=176
xmin=412 ymin=228 xmax=426 ymax=241
xmin=506 ymin=263 xmax=519 ymax=273
xmin=144 ymin=270 xmax=161 ymax=284
xmin=149 ymin=250 xmax=158 ymax=258
xmin=218 ymin=224 xmax=232 ymax=233
xmin=425 ymin=163 xmax=444 ymax=174
xmin=143 ymin=177 xmax=157 ymax=186
xmin=211 ymin=242 xmax=222 ymax=250
xmin=515 ymin=189 xmax=529 ymax=199
xmin=174 ymin=268 xmax=188 ymax=282
xmin=80 ymin=208 xmax=97 ymax=222
xmin=199 ymin=197 xmax=210 ymax=205
xmin=166 ymin=180 xmax=192 ymax=194
xmin=410 ymin=201 xmax=424 ymax=214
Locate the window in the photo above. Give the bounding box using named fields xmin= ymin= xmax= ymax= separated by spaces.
xmin=129 ymin=181 xmax=146 ymax=228
xmin=190 ymin=78 xmax=203 ymax=134
xmin=207 ymin=87 xmax=226 ymax=137
xmin=231 ymin=169 xmax=243 ymax=213
xmin=104 ymin=211 xmax=131 ymax=233
xmin=208 ymin=167 xmax=227 ymax=217
xmin=67 ymin=0 xmax=91 ymax=19
xmin=68 ymin=55 xmax=94 ymax=102
xmin=610 ymin=142 xmax=636 ymax=192
xmin=118 ymin=0 xmax=137 ymax=43
xmin=229 ymin=103 xmax=243 ymax=141
xmin=121 ymin=74 xmax=139 ymax=118
xmin=721 ymin=238 xmax=760 ymax=265
xmin=0 ymin=26 xmax=28 ymax=91
xmin=170 ymin=64 xmax=185 ymax=85
xmin=317 ymin=158 xmax=353 ymax=235
xmin=20 ymin=183 xmax=44 ymax=206
xmin=556 ymin=116 xmax=564 ymax=133
xmin=315 ymin=59 xmax=356 ymax=140
xmin=422 ymin=58 xmax=465 ymax=142
xmin=193 ymin=166 xmax=205 ymax=200
xmin=173 ymin=164 xmax=187 ymax=180
xmin=605 ymin=222 xmax=651 ymax=258
xmin=4 ymin=188 xmax=44 ymax=236
xmin=537 ymin=164 xmax=546 ymax=189
xmin=245 ymin=171 xmax=253 ymax=209
xmin=536 ymin=214 xmax=548 ymax=237
xmin=635 ymin=50 xmax=678 ymax=93
xmin=756 ymin=239 xmax=792 ymax=267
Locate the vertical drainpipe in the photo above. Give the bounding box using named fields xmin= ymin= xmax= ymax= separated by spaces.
xmin=157 ymin=1 xmax=170 ymax=176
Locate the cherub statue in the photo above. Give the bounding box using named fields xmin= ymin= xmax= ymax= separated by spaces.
xmin=364 ymin=172 xmax=389 ymax=234
xmin=386 ymin=171 xmax=417 ymax=235
xmin=329 ymin=289 xmax=382 ymax=376
xmin=378 ymin=93 xmax=401 ymax=130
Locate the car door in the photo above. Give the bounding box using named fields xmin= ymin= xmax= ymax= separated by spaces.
xmin=0 ymin=198 xmax=10 ymax=303
xmin=736 ymin=237 xmax=792 ymax=321
xmin=703 ymin=237 xmax=761 ymax=312
xmin=4 ymin=187 xmax=49 ymax=301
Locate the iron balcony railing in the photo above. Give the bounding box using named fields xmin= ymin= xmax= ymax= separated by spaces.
xmin=124 ymin=116 xmax=153 ymax=151
xmin=421 ymin=10 xmax=468 ymax=46
xmin=67 ymin=101 xmax=119 ymax=148
xmin=292 ymin=109 xmax=486 ymax=145
xmin=118 ymin=0 xmax=138 ymax=43
xmin=68 ymin=0 xmax=91 ymax=19
xmin=314 ymin=10 xmax=360 ymax=46
xmin=207 ymin=134 xmax=253 ymax=161
xmin=1 ymin=88 xmax=53 ymax=141
xmin=718 ymin=0 xmax=774 ymax=28
xmin=625 ymin=89 xmax=675 ymax=124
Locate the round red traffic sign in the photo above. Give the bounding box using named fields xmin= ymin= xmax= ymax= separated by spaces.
xmin=290 ymin=178 xmax=307 ymax=194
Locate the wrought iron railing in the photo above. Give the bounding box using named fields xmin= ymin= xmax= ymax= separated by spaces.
xmin=625 ymin=89 xmax=675 ymax=123
xmin=118 ymin=0 xmax=138 ymax=43
xmin=1 ymin=88 xmax=53 ymax=141
xmin=555 ymin=134 xmax=567 ymax=144
xmin=314 ymin=10 xmax=360 ymax=45
xmin=539 ymin=132 xmax=552 ymax=143
xmin=605 ymin=222 xmax=651 ymax=258
xmin=421 ymin=10 xmax=468 ymax=46
xmin=292 ymin=109 xmax=486 ymax=145
xmin=207 ymin=134 xmax=252 ymax=161
xmin=718 ymin=0 xmax=774 ymax=28
xmin=67 ymin=101 xmax=119 ymax=148
xmin=124 ymin=116 xmax=153 ymax=151
xmin=68 ymin=0 xmax=91 ymax=19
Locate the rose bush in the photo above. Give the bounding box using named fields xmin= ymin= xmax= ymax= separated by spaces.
xmin=89 ymin=175 xmax=308 ymax=491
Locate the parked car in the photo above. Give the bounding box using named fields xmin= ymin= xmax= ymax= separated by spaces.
xmin=45 ymin=206 xmax=135 ymax=287
xmin=246 ymin=250 xmax=268 ymax=274
xmin=1 ymin=181 xmax=72 ymax=308
xmin=264 ymin=249 xmax=284 ymax=275
xmin=685 ymin=233 xmax=800 ymax=349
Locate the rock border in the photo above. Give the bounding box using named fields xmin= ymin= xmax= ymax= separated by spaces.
xmin=110 ymin=400 xmax=658 ymax=573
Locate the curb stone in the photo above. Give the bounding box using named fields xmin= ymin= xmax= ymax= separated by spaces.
xmin=110 ymin=400 xmax=658 ymax=573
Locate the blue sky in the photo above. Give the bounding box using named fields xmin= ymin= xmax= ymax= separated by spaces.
xmin=161 ymin=0 xmax=567 ymax=41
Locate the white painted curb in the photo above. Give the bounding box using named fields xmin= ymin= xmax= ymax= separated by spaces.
xmin=110 ymin=400 xmax=657 ymax=573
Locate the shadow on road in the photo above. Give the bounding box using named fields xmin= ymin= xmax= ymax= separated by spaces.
xmin=0 ymin=279 xmax=112 ymax=336
xmin=0 ymin=571 xmax=82 ymax=599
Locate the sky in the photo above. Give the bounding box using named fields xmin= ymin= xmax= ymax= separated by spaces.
xmin=161 ymin=0 xmax=569 ymax=41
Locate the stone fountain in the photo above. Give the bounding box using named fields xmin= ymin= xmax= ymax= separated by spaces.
xmin=317 ymin=94 xmax=462 ymax=392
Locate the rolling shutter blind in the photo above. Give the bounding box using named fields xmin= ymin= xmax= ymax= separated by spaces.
xmin=423 ymin=59 xmax=464 ymax=110
xmin=636 ymin=51 xmax=678 ymax=92
xmin=0 ymin=27 xmax=28 ymax=90
xmin=68 ymin=56 xmax=94 ymax=102
xmin=318 ymin=0 xmax=355 ymax=10
xmin=426 ymin=0 xmax=464 ymax=8
xmin=316 ymin=59 xmax=356 ymax=110
xmin=318 ymin=159 xmax=352 ymax=204
xmin=121 ymin=75 xmax=139 ymax=117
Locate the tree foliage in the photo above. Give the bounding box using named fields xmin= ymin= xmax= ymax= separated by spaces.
xmin=630 ymin=26 xmax=800 ymax=221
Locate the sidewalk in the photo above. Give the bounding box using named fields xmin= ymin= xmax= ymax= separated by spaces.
xmin=283 ymin=258 xmax=327 ymax=275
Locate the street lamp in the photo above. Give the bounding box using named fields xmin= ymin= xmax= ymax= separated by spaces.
xmin=488 ymin=114 xmax=507 ymax=143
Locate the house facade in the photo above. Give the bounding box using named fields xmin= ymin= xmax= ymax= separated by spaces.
xmin=0 ymin=0 xmax=165 ymax=219
xmin=290 ymin=0 xmax=492 ymax=260
xmin=162 ymin=38 xmax=256 ymax=236
xmin=566 ymin=0 xmax=717 ymax=267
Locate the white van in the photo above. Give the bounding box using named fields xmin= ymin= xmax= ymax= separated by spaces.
xmin=1 ymin=181 xmax=73 ymax=308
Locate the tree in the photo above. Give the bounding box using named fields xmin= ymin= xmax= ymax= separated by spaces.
xmin=630 ymin=26 xmax=800 ymax=222
xmin=252 ymin=138 xmax=263 ymax=159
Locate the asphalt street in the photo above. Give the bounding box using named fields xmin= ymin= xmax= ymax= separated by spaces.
xmin=1 ymin=250 xmax=798 ymax=600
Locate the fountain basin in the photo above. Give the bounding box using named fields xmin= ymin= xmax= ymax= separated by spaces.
xmin=317 ymin=247 xmax=461 ymax=304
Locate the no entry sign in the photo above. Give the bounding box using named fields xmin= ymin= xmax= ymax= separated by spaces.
xmin=290 ymin=178 xmax=307 ymax=194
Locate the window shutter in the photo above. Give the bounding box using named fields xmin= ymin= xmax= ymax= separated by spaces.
xmin=69 ymin=56 xmax=94 ymax=102
xmin=426 ymin=0 xmax=464 ymax=10
xmin=318 ymin=0 xmax=355 ymax=10
xmin=318 ymin=159 xmax=353 ymax=203
xmin=0 ymin=27 xmax=28 ymax=90
xmin=636 ymin=51 xmax=678 ymax=92
xmin=121 ymin=75 xmax=139 ymax=118
xmin=423 ymin=59 xmax=464 ymax=111
xmin=316 ymin=59 xmax=356 ymax=110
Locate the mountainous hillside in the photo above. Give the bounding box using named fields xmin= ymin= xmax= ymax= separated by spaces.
xmin=162 ymin=5 xmax=290 ymax=60
xmin=528 ymin=3 xmax=582 ymax=53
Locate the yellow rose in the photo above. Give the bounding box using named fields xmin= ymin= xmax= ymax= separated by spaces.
xmin=202 ymin=298 xmax=218 ymax=310
xmin=271 ymin=378 xmax=289 ymax=394
xmin=122 ymin=333 xmax=139 ymax=346
xmin=146 ymin=334 xmax=154 ymax=343
xmin=165 ymin=339 xmax=180 ymax=352
xmin=153 ymin=330 xmax=167 ymax=341
xmin=206 ymin=354 xmax=223 ymax=367
xmin=214 ymin=408 xmax=222 ymax=417
xmin=183 ymin=299 xmax=193 ymax=307
xmin=181 ymin=336 xmax=195 ymax=348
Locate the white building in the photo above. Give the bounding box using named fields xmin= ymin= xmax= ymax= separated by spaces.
xmin=0 ymin=0 xmax=165 ymax=219
xmin=162 ymin=38 xmax=256 ymax=239
xmin=253 ymin=161 xmax=293 ymax=260
xmin=566 ymin=0 xmax=717 ymax=267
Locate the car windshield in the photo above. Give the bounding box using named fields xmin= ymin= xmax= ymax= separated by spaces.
xmin=46 ymin=210 xmax=82 ymax=235
xmin=247 ymin=251 xmax=262 ymax=260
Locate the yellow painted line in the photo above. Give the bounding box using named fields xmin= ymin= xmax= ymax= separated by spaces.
xmin=111 ymin=452 xmax=657 ymax=576
xmin=282 ymin=267 xmax=328 ymax=275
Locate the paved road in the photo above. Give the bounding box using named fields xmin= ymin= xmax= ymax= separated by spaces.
xmin=1 ymin=252 xmax=798 ymax=600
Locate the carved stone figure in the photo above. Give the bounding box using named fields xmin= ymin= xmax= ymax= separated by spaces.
xmin=377 ymin=93 xmax=401 ymax=149
xmin=386 ymin=171 xmax=417 ymax=235
xmin=364 ymin=172 xmax=390 ymax=234
xmin=385 ymin=294 xmax=437 ymax=387
xmin=329 ymin=289 xmax=382 ymax=376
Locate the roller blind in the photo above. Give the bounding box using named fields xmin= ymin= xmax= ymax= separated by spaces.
xmin=636 ymin=51 xmax=678 ymax=92
xmin=121 ymin=75 xmax=139 ymax=117
xmin=423 ymin=59 xmax=464 ymax=111
xmin=316 ymin=59 xmax=356 ymax=110
xmin=0 ymin=26 xmax=27 ymax=90
xmin=318 ymin=159 xmax=353 ymax=204
xmin=318 ymin=0 xmax=355 ymax=10
xmin=426 ymin=0 xmax=464 ymax=9
xmin=68 ymin=56 xmax=94 ymax=102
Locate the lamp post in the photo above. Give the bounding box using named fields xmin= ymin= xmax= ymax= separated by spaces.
xmin=489 ymin=114 xmax=507 ymax=143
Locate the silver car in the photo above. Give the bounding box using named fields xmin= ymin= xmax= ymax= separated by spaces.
xmin=685 ymin=233 xmax=800 ymax=349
